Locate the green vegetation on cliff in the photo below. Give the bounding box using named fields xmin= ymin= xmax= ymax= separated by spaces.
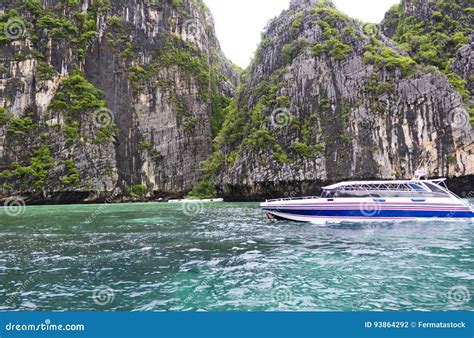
xmin=186 ymin=179 xmax=216 ymax=199
xmin=363 ymin=39 xmax=416 ymax=77
xmin=50 ymin=70 xmax=118 ymax=144
xmin=60 ymin=160 xmax=81 ymax=187
xmin=383 ymin=0 xmax=472 ymax=71
xmin=50 ymin=71 xmax=105 ymax=116
xmin=2 ymin=145 xmax=55 ymax=191
xmin=311 ymin=4 xmax=354 ymax=60
xmin=382 ymin=0 xmax=473 ymax=124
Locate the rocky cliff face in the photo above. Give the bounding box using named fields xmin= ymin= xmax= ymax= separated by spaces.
xmin=0 ymin=0 xmax=238 ymax=202
xmin=208 ymin=0 xmax=473 ymax=199
xmin=1 ymin=0 xmax=473 ymax=203
xmin=452 ymin=35 xmax=473 ymax=99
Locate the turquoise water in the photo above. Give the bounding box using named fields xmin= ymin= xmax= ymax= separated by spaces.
xmin=1 ymin=201 xmax=473 ymax=312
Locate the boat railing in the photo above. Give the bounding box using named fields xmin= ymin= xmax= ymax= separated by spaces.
xmin=265 ymin=191 xmax=457 ymax=202
xmin=336 ymin=191 xmax=454 ymax=198
xmin=266 ymin=196 xmax=321 ymax=202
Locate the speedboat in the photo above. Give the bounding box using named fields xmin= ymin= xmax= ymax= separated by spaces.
xmin=261 ymin=177 xmax=474 ymax=223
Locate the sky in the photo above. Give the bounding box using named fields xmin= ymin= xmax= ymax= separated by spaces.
xmin=204 ymin=0 xmax=400 ymax=68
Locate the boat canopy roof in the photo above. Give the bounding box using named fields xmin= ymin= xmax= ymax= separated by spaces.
xmin=322 ymin=179 xmax=447 ymax=192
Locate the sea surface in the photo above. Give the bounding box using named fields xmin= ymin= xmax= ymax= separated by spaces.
xmin=1 ymin=201 xmax=473 ymax=312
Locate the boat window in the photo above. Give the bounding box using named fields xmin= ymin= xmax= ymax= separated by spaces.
xmin=336 ymin=190 xmax=373 ymax=198
xmin=322 ymin=182 xmax=452 ymax=198
xmin=322 ymin=190 xmax=335 ymax=198
xmin=409 ymin=183 xmax=426 ymax=192
xmin=423 ymin=183 xmax=450 ymax=197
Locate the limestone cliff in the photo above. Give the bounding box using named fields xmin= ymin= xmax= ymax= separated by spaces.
xmin=0 ymin=0 xmax=238 ymax=203
xmin=1 ymin=0 xmax=473 ymax=203
xmin=207 ymin=0 xmax=473 ymax=199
